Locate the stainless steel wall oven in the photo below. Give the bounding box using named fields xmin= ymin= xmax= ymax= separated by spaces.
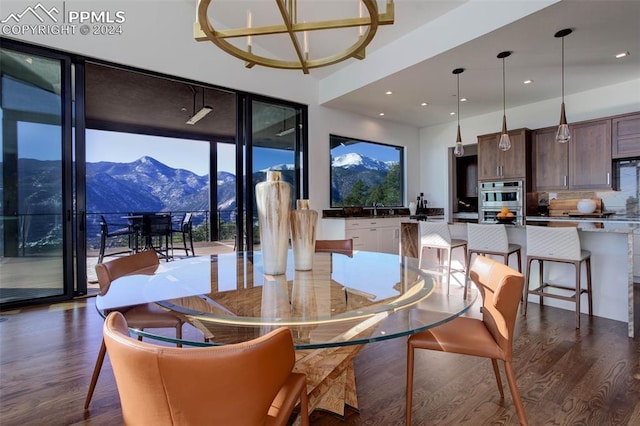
xmin=479 ymin=180 xmax=524 ymax=224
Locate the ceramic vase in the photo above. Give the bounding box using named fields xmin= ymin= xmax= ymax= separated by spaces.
xmin=255 ymin=171 xmax=292 ymax=275
xmin=290 ymin=199 xmax=318 ymax=270
xmin=409 ymin=202 xmax=417 ymax=216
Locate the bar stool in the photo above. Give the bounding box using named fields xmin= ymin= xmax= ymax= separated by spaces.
xmin=464 ymin=223 xmax=522 ymax=298
xmin=418 ymin=222 xmax=467 ymax=294
xmin=522 ymin=225 xmax=593 ymax=328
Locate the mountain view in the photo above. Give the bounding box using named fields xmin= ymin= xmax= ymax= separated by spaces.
xmin=9 ymin=153 xmax=393 ymax=249
xmin=331 ymin=152 xmax=401 ymax=207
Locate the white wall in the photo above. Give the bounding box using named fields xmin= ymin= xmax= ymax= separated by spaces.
xmin=419 ymin=78 xmax=640 ymax=219
xmin=308 ymin=105 xmax=420 ymax=237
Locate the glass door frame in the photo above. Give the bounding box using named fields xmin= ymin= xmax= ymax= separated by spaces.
xmin=0 ymin=38 xmax=75 ymax=308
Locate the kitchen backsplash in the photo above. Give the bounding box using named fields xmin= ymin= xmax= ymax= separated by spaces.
xmin=537 ymin=159 xmax=640 ymax=217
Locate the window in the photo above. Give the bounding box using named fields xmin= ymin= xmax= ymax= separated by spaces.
xmin=330 ymin=134 xmax=404 ymax=207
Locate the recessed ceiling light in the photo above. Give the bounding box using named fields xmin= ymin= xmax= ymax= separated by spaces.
xmin=420 ymin=102 xmax=429 ymax=107
xmin=385 ymin=91 xmax=393 ymax=95
xmin=615 ymin=52 xmax=630 ymax=59
xmin=379 ymin=112 xmax=385 ymax=116
xmin=523 ymin=79 xmax=534 ymax=84
xmin=450 ymin=112 xmax=456 ymax=116
xmin=460 ymin=98 xmax=468 ymax=102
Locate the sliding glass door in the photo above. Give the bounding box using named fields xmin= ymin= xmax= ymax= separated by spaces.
xmin=249 ymin=100 xmax=305 ymax=247
xmin=0 ymin=46 xmax=73 ymax=306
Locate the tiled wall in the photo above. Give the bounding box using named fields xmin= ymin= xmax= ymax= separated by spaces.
xmin=538 ymin=159 xmax=640 ymax=216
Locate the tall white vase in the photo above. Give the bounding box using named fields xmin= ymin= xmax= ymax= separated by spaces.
xmin=290 ymin=199 xmax=318 ymax=271
xmin=255 ymin=171 xmax=292 ymax=275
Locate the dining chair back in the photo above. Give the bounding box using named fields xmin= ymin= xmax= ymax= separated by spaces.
xmin=315 ymin=238 xmax=353 ymax=256
xmin=84 ymin=250 xmax=184 ymax=410
xmin=171 ymin=212 xmax=195 ymax=257
xmin=406 ymin=256 xmax=527 ymax=425
xmin=103 ymin=311 xmax=309 ymax=426
xmin=97 ymin=215 xmax=137 ymax=263
xmin=143 ymin=214 xmax=172 ymax=260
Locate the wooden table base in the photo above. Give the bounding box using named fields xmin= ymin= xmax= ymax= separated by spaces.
xmin=293 ymin=344 xmax=363 ymax=423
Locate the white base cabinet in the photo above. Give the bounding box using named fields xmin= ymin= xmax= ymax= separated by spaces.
xmin=321 ymin=217 xmax=402 ymax=254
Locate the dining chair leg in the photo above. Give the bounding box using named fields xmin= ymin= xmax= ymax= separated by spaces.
xmin=406 ymin=344 xmax=415 ymax=426
xmin=503 ymin=361 xmax=528 ymax=426
xmin=84 ymin=339 xmax=106 ymax=409
xmin=491 ymin=358 xmax=505 ymax=398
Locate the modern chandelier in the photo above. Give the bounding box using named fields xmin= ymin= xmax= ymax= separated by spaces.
xmin=193 ymin=0 xmax=395 ymax=74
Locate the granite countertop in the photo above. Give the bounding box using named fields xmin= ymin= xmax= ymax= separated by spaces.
xmin=525 ymin=215 xmax=640 ymax=233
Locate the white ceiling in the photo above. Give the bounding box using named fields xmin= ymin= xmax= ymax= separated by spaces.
xmin=208 ymin=0 xmax=640 ymax=129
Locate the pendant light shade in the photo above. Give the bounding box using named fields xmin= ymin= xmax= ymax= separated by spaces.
xmin=453 ymin=68 xmax=465 ymax=157
xmin=555 ymin=28 xmax=573 ymax=143
xmin=497 ymin=51 xmax=511 ymax=151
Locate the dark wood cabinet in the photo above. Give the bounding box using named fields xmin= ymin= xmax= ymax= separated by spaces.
xmin=532 ymin=119 xmax=612 ymax=191
xmin=456 ymin=156 xmax=478 ymax=197
xmin=612 ymin=113 xmax=640 ymax=159
xmin=532 ymin=126 xmax=569 ymax=191
xmin=477 ymin=128 xmax=531 ymax=181
xmin=569 ymin=119 xmax=612 ymax=190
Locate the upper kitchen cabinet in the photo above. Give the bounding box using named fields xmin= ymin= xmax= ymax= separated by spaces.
xmin=612 ymin=113 xmax=640 ymax=159
xmin=533 ymin=119 xmax=613 ymax=191
xmin=533 ymin=126 xmax=569 ymax=191
xmin=569 ymin=119 xmax=612 ymax=190
xmin=477 ymin=128 xmax=531 ymax=181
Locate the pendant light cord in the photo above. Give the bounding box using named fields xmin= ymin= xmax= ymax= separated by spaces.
xmin=502 ymin=56 xmax=506 ymax=116
xmin=561 ymin=35 xmax=565 ymax=103
xmin=457 ymin=73 xmax=460 ymax=126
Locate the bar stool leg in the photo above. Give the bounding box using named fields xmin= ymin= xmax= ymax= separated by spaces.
xmin=523 ymin=257 xmax=534 ymax=316
xmin=464 ymin=251 xmax=474 ymax=299
xmin=445 ymin=247 xmax=453 ymax=295
xmin=586 ymin=257 xmax=593 ymax=316
xmin=539 ymin=260 xmax=544 ymax=307
xmin=575 ymin=260 xmax=581 ymax=329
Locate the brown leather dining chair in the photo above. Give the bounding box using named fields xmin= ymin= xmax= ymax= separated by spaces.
xmin=103 ymin=311 xmax=309 ymax=426
xmin=84 ymin=250 xmax=185 ymax=409
xmin=406 ymin=256 xmax=527 ymax=425
xmin=315 ymin=238 xmax=353 ymax=256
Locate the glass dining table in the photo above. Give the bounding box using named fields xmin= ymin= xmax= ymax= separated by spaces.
xmin=95 ymin=250 xmax=477 ymax=419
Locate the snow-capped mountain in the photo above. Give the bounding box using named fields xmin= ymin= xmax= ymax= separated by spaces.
xmin=331 ymin=152 xmax=393 ymax=171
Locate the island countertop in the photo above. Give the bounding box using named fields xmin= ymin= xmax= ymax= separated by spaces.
xmin=525 ymin=215 xmax=640 ymax=234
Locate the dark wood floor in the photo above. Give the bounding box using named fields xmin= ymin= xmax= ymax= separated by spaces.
xmin=1 ymin=292 xmax=639 ymax=425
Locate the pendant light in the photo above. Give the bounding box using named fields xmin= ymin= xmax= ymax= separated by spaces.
xmin=453 ymin=68 xmax=465 ymax=157
xmin=497 ymin=51 xmax=512 ymax=151
xmin=555 ymin=28 xmax=573 ymax=143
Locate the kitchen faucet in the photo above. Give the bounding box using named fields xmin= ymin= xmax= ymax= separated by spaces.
xmin=373 ymin=202 xmax=384 ymax=216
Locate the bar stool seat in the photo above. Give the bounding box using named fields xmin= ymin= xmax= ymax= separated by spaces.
xmin=522 ymin=225 xmax=593 ymax=328
xmin=418 ymin=222 xmax=467 ymax=294
xmin=465 ymin=223 xmax=522 ymax=298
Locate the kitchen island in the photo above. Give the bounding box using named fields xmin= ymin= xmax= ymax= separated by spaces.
xmin=400 ymin=217 xmax=638 ymax=337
